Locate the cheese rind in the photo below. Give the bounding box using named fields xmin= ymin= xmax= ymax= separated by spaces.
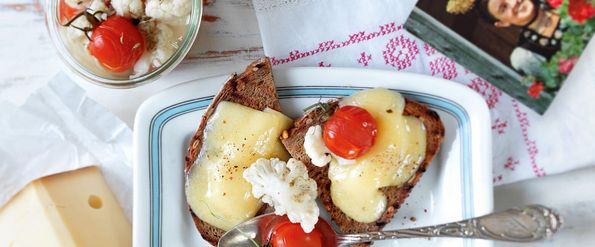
xmin=186 ymin=101 xmax=293 ymax=231
xmin=0 ymin=166 xmax=131 ymax=247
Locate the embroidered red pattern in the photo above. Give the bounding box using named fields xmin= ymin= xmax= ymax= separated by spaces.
xmin=429 ymin=56 xmax=458 ymax=80
xmin=468 ymin=77 xmax=503 ymax=109
xmin=270 ymin=22 xmax=402 ymax=66
xmin=512 ymin=99 xmax=546 ymax=177
xmin=493 ymin=174 xmax=503 ymax=183
xmin=382 ymin=34 xmax=419 ymax=70
xmin=318 ymin=61 xmax=331 ymax=67
xmin=357 ymin=52 xmax=372 ymax=66
xmin=491 ymin=118 xmax=508 ymax=134
xmin=423 ymin=43 xmax=436 ymax=56
xmin=504 ymin=156 xmax=520 ymax=171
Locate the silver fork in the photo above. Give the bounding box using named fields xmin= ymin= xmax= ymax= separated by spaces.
xmin=336 ymin=205 xmax=562 ymax=245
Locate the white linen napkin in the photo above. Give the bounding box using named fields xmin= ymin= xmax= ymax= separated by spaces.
xmin=252 ymin=0 xmax=595 ymax=185
xmin=0 ymin=73 xmax=133 ymax=219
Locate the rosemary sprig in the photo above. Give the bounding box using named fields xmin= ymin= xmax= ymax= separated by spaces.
xmin=303 ymin=102 xmax=329 ymax=113
xmin=303 ymin=101 xmax=334 ymax=122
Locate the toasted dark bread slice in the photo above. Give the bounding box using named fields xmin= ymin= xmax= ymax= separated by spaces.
xmin=281 ymin=97 xmax=445 ymax=246
xmin=184 ymin=57 xmax=280 ymax=245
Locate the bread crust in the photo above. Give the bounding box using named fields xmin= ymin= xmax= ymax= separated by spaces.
xmin=281 ymin=98 xmax=445 ymax=246
xmin=184 ymin=57 xmax=280 ymax=246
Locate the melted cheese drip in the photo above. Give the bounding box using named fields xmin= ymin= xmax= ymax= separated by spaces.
xmin=329 ymin=88 xmax=427 ymax=223
xmin=186 ymin=101 xmax=292 ymax=231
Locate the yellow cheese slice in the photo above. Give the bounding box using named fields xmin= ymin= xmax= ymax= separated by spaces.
xmin=329 ymin=88 xmax=427 ymax=223
xmin=186 ymin=101 xmax=293 ymax=231
xmin=0 ymin=166 xmax=131 ymax=247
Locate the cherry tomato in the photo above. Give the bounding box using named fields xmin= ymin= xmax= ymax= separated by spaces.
xmin=88 ymin=16 xmax=145 ymax=72
xmin=59 ymin=0 xmax=82 ymax=23
xmin=270 ymin=221 xmax=322 ymax=247
xmin=323 ymin=105 xmax=377 ymax=159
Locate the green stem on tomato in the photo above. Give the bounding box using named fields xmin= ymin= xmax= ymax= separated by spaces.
xmin=69 ymin=25 xmax=92 ymax=40
xmin=60 ymin=10 xmax=88 ymax=27
xmin=83 ymin=8 xmax=103 ymax=27
xmin=62 ymin=9 xmax=107 ymax=41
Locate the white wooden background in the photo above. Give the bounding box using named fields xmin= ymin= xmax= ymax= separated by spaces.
xmin=2 ymin=1 xmax=595 ymax=246
xmin=0 ymin=0 xmax=264 ymax=125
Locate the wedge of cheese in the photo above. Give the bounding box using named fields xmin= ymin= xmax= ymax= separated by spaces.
xmin=0 ymin=166 xmax=131 ymax=247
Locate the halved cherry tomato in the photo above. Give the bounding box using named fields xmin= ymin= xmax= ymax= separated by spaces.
xmin=87 ymin=15 xmax=145 ymax=72
xmin=323 ymin=105 xmax=377 ymax=159
xmin=270 ymin=221 xmax=322 ymax=247
xmin=59 ymin=0 xmax=83 ymax=23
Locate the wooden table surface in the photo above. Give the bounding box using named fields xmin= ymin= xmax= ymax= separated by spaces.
xmin=0 ymin=0 xmax=264 ymax=125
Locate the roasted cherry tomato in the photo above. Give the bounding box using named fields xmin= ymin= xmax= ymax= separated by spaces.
xmin=323 ymin=105 xmax=377 ymax=159
xmin=87 ymin=15 xmax=145 ymax=72
xmin=59 ymin=0 xmax=83 ymax=23
xmin=270 ymin=221 xmax=322 ymax=247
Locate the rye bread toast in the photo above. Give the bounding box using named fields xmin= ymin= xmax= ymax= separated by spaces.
xmin=281 ymin=97 xmax=445 ymax=246
xmin=184 ymin=57 xmax=280 ymax=245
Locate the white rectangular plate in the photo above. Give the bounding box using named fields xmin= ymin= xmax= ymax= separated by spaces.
xmin=134 ymin=67 xmax=493 ymax=247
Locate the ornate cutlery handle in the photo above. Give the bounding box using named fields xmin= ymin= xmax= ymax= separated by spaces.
xmin=337 ymin=205 xmax=562 ymax=245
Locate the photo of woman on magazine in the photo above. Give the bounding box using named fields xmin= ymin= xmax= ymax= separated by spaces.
xmin=414 ymin=0 xmax=594 ymax=100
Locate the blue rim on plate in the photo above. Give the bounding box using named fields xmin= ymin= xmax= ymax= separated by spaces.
xmin=146 ymin=86 xmax=473 ymax=247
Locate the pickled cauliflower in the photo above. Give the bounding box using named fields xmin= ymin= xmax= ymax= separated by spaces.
xmin=152 ymin=23 xmax=178 ymax=66
xmin=243 ymin=158 xmax=319 ymax=233
xmin=304 ymin=125 xmax=355 ymax=167
xmin=145 ymin=0 xmax=191 ymax=23
xmin=59 ymin=0 xmax=190 ymax=78
xmin=134 ymin=21 xmax=178 ymax=75
xmin=89 ymin=0 xmax=109 ymax=12
xmin=111 ymin=0 xmax=144 ymax=18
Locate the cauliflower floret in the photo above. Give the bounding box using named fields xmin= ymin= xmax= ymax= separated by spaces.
xmin=243 ymin=158 xmax=319 ymax=233
xmin=304 ymin=125 xmax=355 ymax=167
xmin=111 ymin=0 xmax=144 ymax=18
xmin=132 ymin=51 xmax=153 ymax=77
xmin=132 ymin=21 xmax=178 ymax=76
xmin=89 ymin=0 xmax=109 ymax=12
xmin=152 ymin=22 xmax=178 ymax=67
xmin=63 ymin=0 xmax=110 ymax=15
xmin=304 ymin=125 xmax=332 ymax=167
xmin=145 ymin=0 xmax=191 ymax=23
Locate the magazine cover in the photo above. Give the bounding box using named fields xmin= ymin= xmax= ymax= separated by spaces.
xmin=405 ymin=0 xmax=595 ymax=113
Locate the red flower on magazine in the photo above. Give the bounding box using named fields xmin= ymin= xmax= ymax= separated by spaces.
xmin=528 ymin=82 xmax=544 ymax=98
xmin=558 ymin=56 xmax=578 ymax=75
xmin=547 ymin=0 xmax=563 ymax=8
xmin=568 ymin=0 xmax=595 ymax=24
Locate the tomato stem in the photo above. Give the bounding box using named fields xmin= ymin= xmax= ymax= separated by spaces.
xmin=60 ymin=10 xmax=88 ymax=27
xmin=61 ymin=9 xmax=106 ymax=41
xmin=262 ymin=239 xmax=272 ymax=247
xmin=69 ymin=25 xmax=93 ymax=40
xmin=84 ymin=9 xmax=104 ymax=27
